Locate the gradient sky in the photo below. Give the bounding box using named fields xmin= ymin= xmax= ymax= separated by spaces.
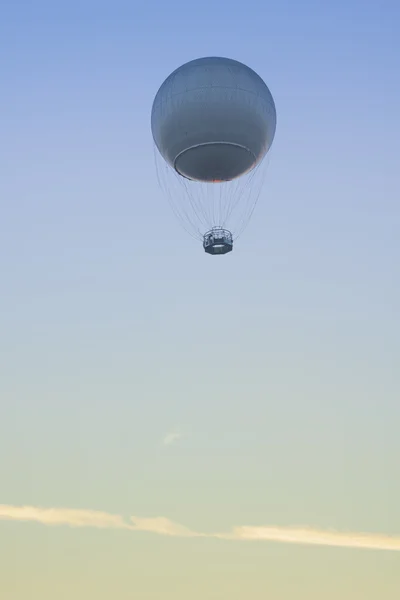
xmin=1 ymin=0 xmax=399 ymax=598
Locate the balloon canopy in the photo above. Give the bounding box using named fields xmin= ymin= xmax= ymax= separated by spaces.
xmin=152 ymin=57 xmax=276 ymax=182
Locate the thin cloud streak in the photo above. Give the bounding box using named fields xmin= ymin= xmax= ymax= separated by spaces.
xmin=218 ymin=526 xmax=400 ymax=552
xmin=0 ymin=505 xmax=128 ymax=530
xmin=1 ymin=505 xmax=399 ymax=552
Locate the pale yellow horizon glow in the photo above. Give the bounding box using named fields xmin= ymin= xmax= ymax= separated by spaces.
xmin=1 ymin=504 xmax=399 ymax=552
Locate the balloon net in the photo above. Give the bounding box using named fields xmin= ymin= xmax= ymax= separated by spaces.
xmin=153 ymin=146 xmax=270 ymax=242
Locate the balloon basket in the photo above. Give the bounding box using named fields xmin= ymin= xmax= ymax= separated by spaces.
xmin=203 ymin=228 xmax=233 ymax=255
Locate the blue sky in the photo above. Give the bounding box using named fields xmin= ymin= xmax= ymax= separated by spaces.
xmin=1 ymin=1 xmax=399 ymax=598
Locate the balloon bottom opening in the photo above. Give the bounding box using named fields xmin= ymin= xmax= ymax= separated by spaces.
xmin=174 ymin=142 xmax=256 ymax=182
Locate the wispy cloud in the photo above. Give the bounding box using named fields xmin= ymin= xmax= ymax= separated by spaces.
xmin=163 ymin=428 xmax=184 ymax=446
xmin=217 ymin=525 xmax=400 ymax=552
xmin=131 ymin=516 xmax=201 ymax=538
xmin=1 ymin=504 xmax=399 ymax=552
xmin=0 ymin=505 xmax=128 ymax=530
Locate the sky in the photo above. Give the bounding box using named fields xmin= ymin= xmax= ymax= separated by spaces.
xmin=0 ymin=0 xmax=399 ymax=598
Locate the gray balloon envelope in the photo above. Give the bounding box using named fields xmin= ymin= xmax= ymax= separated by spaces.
xmin=151 ymin=57 xmax=277 ymax=183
